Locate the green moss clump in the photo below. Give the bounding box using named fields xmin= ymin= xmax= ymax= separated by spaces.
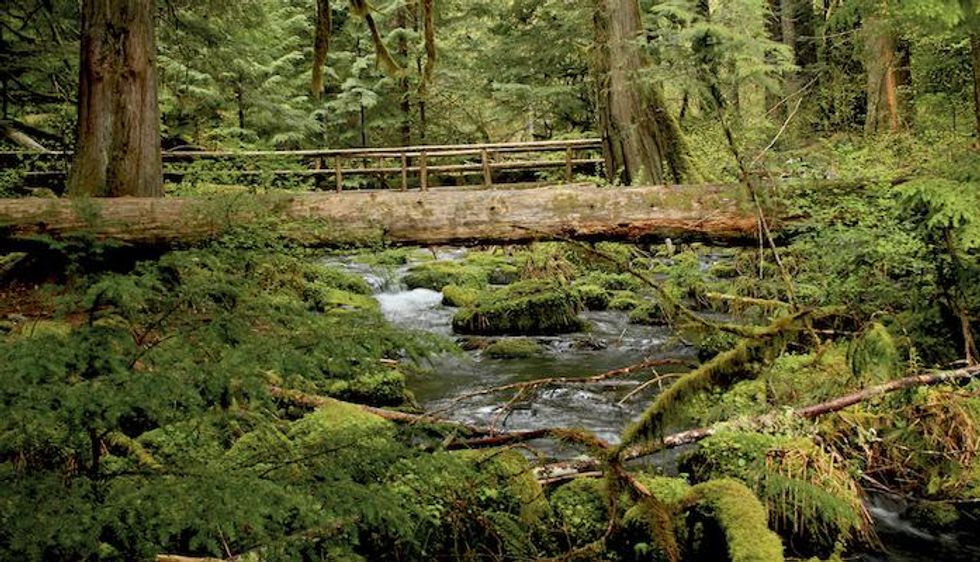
xmin=325 ymin=370 xmax=407 ymax=406
xmin=580 ymin=271 xmax=643 ymax=291
xmin=905 ymin=501 xmax=961 ymax=533
xmin=454 ymin=449 xmax=551 ymax=525
xmin=484 ymin=338 xmax=542 ymax=359
xmin=680 ymin=479 xmax=785 ymax=562
xmin=708 ymin=262 xmax=740 ymax=279
xmin=629 ymin=303 xmax=670 ymax=325
xmin=452 ymin=280 xmax=586 ymax=336
xmin=441 ymin=284 xmax=481 ymax=307
xmin=304 ymin=284 xmax=379 ymax=313
xmin=573 ymin=284 xmax=611 ymax=311
xmin=609 ymin=291 xmax=643 ymax=311
xmin=403 ymin=260 xmax=488 ymax=291
xmin=682 ymin=431 xmax=870 ymax=554
xmin=306 ymin=264 xmax=374 ymax=295
xmin=697 ymin=331 xmax=741 ymax=362
xmin=550 ymin=478 xmax=608 ymax=548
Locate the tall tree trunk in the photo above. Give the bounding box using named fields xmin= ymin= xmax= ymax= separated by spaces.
xmin=594 ymin=0 xmax=690 ymax=185
xmin=863 ymin=17 xmax=911 ymax=135
xmin=312 ymin=0 xmax=331 ymax=100
xmin=972 ymin=32 xmax=980 ymax=141
xmin=779 ymin=0 xmax=816 ymax=98
xmin=397 ymin=3 xmax=412 ymax=145
xmin=69 ymin=0 xmax=163 ymax=197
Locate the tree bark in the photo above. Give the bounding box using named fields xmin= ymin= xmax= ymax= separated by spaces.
xmin=594 ymin=0 xmax=690 ymax=185
xmin=0 ymin=184 xmax=761 ymax=248
xmin=69 ymin=0 xmax=163 ymax=198
xmin=779 ymin=0 xmax=816 ymax=99
xmin=311 ymin=0 xmax=331 ymax=100
xmin=863 ymin=16 xmax=911 ymax=135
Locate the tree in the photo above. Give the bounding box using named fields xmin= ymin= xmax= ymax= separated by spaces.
xmin=68 ymin=0 xmax=163 ymax=197
xmin=863 ymin=14 xmax=912 ymax=134
xmin=594 ymin=0 xmax=690 ymax=185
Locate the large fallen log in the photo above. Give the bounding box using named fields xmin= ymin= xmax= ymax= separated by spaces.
xmin=0 ymin=183 xmax=762 ymax=248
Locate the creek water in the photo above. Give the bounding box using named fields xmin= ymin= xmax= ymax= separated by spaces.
xmin=328 ymin=248 xmax=980 ymax=562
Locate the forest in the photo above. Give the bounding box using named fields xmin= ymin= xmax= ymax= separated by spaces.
xmin=1 ymin=0 xmax=979 ymax=561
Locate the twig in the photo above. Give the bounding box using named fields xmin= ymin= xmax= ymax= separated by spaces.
xmin=617 ymin=371 xmax=683 ymax=405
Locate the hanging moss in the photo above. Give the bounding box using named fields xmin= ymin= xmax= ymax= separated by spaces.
xmin=484 ymin=338 xmax=542 ymax=359
xmin=680 ymin=479 xmax=785 ymax=562
xmin=847 ymin=322 xmax=900 ymax=383
xmin=441 ymin=284 xmax=481 ymax=307
xmin=452 ymin=280 xmax=586 ymax=336
xmin=573 ymin=284 xmax=611 ymax=311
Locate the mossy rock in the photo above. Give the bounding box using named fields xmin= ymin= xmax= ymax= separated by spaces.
xmin=304 ymin=283 xmax=379 ymax=313
xmin=452 ymin=280 xmax=586 ymax=336
xmin=306 ymin=264 xmax=374 ymax=295
xmin=325 ymin=370 xmax=406 ymax=406
xmin=441 ymin=284 xmax=481 ymax=307
xmin=629 ymin=303 xmax=670 ymax=326
xmin=573 ymin=284 xmax=611 ymax=311
xmin=484 ymin=338 xmax=542 ymax=359
xmin=550 ymin=478 xmax=609 ymax=548
xmin=403 ymin=260 xmax=488 ymax=291
xmin=906 ymin=501 xmax=961 ymax=533
xmin=580 ymin=271 xmax=643 ymax=292
xmin=609 ymin=291 xmax=644 ymax=312
xmin=354 ymin=247 xmax=429 ymax=267
xmin=697 ymin=331 xmax=741 ymax=362
xmin=708 ymin=262 xmax=740 ymax=279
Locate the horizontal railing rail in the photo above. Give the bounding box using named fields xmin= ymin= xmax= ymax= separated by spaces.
xmin=2 ymin=138 xmax=605 ymax=192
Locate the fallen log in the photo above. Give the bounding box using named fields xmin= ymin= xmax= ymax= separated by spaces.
xmin=0 ymin=183 xmax=762 ymax=248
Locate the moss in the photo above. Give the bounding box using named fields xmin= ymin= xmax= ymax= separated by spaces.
xmin=452 ymin=280 xmax=586 ymax=336
xmin=441 ymin=284 xmax=481 ymax=307
xmin=403 ymin=260 xmax=488 ymax=291
xmin=304 ymin=284 xmax=379 ymax=313
xmin=708 ymin=262 xmax=740 ymax=279
xmin=847 ymin=322 xmax=900 ymax=383
xmin=305 ymin=264 xmax=374 ymax=295
xmin=9 ymin=320 xmax=72 ymax=340
xmin=550 ymin=478 xmax=609 ymax=548
xmin=484 ymin=338 xmax=542 ymax=359
xmin=629 ymin=302 xmax=670 ymax=325
xmin=608 ymin=291 xmax=643 ymax=311
xmin=682 ymin=431 xmax=870 ymax=554
xmin=573 ymin=284 xmax=611 ymax=311
xmin=697 ymin=331 xmax=741 ymax=362
xmin=580 ymin=271 xmax=643 ymax=292
xmin=454 ymin=449 xmax=551 ymax=525
xmin=325 ymin=369 xmax=406 ymax=406
xmin=680 ymin=479 xmax=785 ymax=562
xmin=905 ymin=501 xmax=961 ymax=533
xmin=353 ymin=247 xmax=429 ymax=267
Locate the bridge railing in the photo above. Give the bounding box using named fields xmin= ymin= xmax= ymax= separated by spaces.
xmin=1 ymin=138 xmax=604 ymax=192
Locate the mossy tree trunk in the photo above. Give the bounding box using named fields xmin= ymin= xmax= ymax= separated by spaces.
xmin=779 ymin=0 xmax=816 ymax=99
xmin=593 ymin=0 xmax=690 ymax=185
xmin=312 ymin=0 xmax=332 ymax=100
xmin=863 ymin=16 xmax=912 ymax=135
xmin=972 ymin=32 xmax=980 ymax=140
xmin=69 ymin=0 xmax=163 ymax=197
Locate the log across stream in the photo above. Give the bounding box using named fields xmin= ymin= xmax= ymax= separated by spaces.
xmin=329 ymin=246 xmax=980 ymax=562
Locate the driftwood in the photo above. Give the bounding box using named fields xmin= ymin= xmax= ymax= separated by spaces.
xmin=0 ymin=184 xmax=762 ymax=248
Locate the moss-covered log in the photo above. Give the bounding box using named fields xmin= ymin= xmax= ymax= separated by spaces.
xmin=0 ymin=184 xmax=762 ymax=248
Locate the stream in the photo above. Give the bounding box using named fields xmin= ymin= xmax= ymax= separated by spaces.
xmin=328 ymin=248 xmax=980 ymax=562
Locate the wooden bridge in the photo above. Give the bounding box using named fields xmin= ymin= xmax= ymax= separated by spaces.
xmin=2 ymin=138 xmax=604 ymax=192
xmin=0 ymin=138 xmax=770 ymax=249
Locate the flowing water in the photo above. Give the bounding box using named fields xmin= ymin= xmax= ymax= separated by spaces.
xmin=327 ymin=248 xmax=980 ymax=562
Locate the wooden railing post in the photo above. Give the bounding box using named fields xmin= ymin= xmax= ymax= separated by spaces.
xmin=335 ymin=156 xmax=343 ymax=192
xmin=400 ymin=152 xmax=408 ymax=191
xmin=565 ymin=146 xmax=574 ymax=182
xmin=481 ymin=149 xmax=493 ymax=189
xmin=420 ymin=150 xmax=428 ymax=192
